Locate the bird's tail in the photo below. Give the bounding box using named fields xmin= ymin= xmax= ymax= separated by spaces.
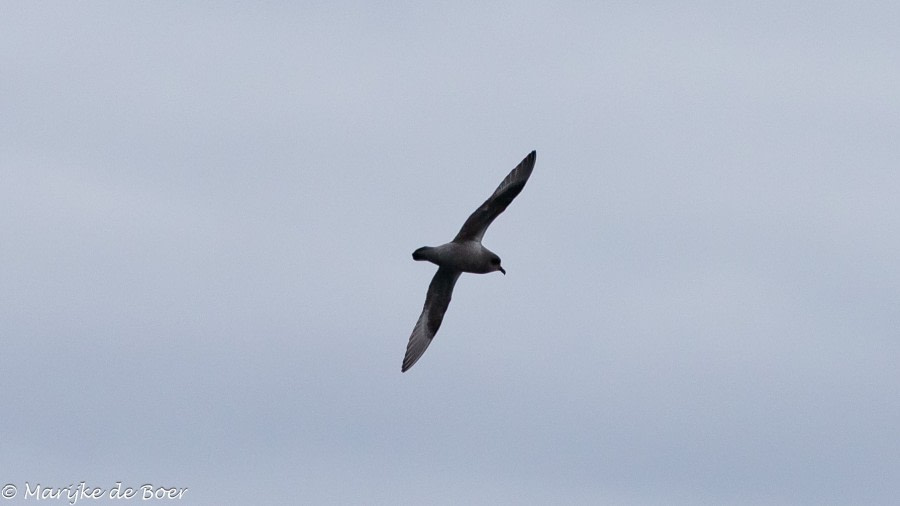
xmin=412 ymin=247 xmax=431 ymax=261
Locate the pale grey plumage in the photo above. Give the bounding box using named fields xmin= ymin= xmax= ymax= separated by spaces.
xmin=402 ymin=151 xmax=536 ymax=372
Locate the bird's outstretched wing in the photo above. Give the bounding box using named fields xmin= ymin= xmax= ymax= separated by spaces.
xmin=453 ymin=150 xmax=536 ymax=243
xmin=402 ymin=267 xmax=462 ymax=372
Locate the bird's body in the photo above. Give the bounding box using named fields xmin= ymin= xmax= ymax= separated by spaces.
xmin=412 ymin=242 xmax=502 ymax=274
xmin=402 ymin=150 xmax=536 ymax=372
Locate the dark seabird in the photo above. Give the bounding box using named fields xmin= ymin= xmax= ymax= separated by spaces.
xmin=402 ymin=150 xmax=536 ymax=372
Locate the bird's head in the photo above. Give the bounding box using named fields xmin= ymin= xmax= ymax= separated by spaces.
xmin=490 ymin=254 xmax=506 ymax=275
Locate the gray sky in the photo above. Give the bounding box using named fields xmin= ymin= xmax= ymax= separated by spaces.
xmin=2 ymin=2 xmax=899 ymax=504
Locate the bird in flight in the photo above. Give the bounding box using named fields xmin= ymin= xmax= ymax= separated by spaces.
xmin=402 ymin=150 xmax=537 ymax=372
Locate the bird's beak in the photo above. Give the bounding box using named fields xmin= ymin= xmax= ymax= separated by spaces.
xmin=499 ymin=266 xmax=506 ymax=275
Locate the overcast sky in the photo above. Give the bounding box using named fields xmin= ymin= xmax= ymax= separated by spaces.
xmin=2 ymin=2 xmax=899 ymax=505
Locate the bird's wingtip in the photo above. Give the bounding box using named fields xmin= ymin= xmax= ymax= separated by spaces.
xmin=401 ymin=351 xmax=416 ymax=372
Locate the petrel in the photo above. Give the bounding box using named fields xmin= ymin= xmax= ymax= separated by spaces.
xmin=402 ymin=150 xmax=536 ymax=372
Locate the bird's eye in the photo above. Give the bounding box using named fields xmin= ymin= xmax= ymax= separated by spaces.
xmin=491 ymin=257 xmax=500 ymax=264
